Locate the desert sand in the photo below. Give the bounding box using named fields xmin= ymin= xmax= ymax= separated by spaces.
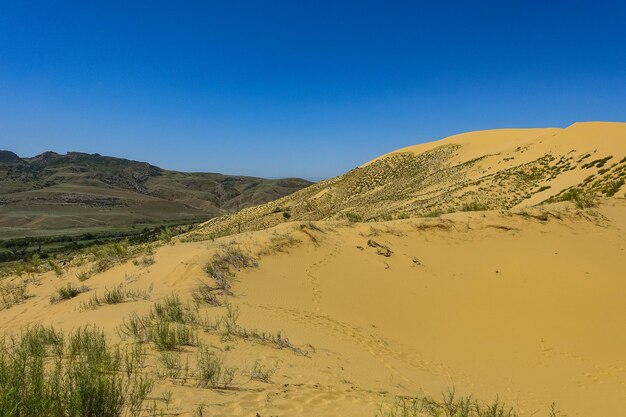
xmin=1 ymin=123 xmax=625 ymax=416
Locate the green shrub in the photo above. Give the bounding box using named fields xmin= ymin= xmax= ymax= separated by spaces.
xmin=249 ymin=359 xmax=278 ymax=383
xmin=603 ymin=178 xmax=624 ymax=197
xmin=159 ymin=351 xmax=189 ymax=380
xmin=47 ymin=259 xmax=64 ymax=277
xmin=558 ymin=188 xmax=597 ymax=208
xmin=344 ymin=211 xmax=362 ymax=222
xmin=0 ymin=325 xmax=152 ymax=417
xmin=195 ymin=349 xmax=236 ymax=389
xmin=376 ymin=388 xmax=518 ymax=417
xmin=203 ymin=246 xmax=258 ymax=295
xmin=50 ymin=283 xmax=90 ymax=304
xmin=118 ymin=294 xmax=199 ymax=351
xmin=191 ymin=282 xmax=221 ymax=306
xmin=79 ymin=284 xmax=150 ymax=311
xmin=77 ymin=270 xmax=93 ymax=282
xmin=92 ymin=242 xmax=130 ymax=272
xmin=423 ymin=209 xmax=444 ymax=218
xmin=0 ymin=279 xmax=30 ymax=309
xmin=150 ymin=320 xmax=197 ymax=351
xmin=210 ymin=303 xmax=308 ymax=356
xmin=461 ymin=201 xmax=488 ymax=212
xmin=132 ymin=256 xmax=155 ymax=267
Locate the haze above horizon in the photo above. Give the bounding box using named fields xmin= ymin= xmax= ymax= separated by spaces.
xmin=1 ymin=1 xmax=625 ymax=179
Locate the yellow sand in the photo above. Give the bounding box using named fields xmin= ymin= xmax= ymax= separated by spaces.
xmin=2 ymin=122 xmax=626 ymax=416
xmin=2 ymin=199 xmax=625 ymax=416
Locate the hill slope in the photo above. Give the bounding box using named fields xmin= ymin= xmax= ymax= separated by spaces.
xmin=1 ymin=200 xmax=625 ymax=417
xmin=1 ymin=122 xmax=625 ymax=417
xmin=189 ymin=121 xmax=626 ymax=238
xmin=0 ymin=151 xmax=311 ymax=237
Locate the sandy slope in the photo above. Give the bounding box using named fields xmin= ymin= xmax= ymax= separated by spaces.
xmin=2 ymin=123 xmax=625 ymax=416
xmin=1 ymin=198 xmax=625 ymax=416
xmin=188 ymin=122 xmax=626 ymax=239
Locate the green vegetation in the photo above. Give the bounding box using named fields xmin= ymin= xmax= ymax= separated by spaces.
xmin=557 ymin=188 xmax=597 ymax=209
xmin=118 ymin=295 xmax=200 ymax=351
xmin=0 ymin=151 xmax=310 ymax=246
xmin=0 ymin=279 xmax=29 ymax=309
xmin=582 ymin=155 xmax=613 ymax=169
xmin=195 ymin=348 xmax=237 ymax=389
xmin=132 ymin=255 xmax=155 ymax=267
xmin=213 ymin=303 xmax=308 ymax=355
xmin=423 ymin=209 xmax=444 ymax=218
xmin=192 ymin=281 xmax=221 ymax=306
xmin=602 ymin=178 xmax=625 ymax=197
xmin=50 ymin=283 xmax=90 ymax=304
xmin=344 ymin=211 xmax=363 ymax=222
xmin=257 ymin=233 xmax=301 ymax=256
xmin=249 ymin=359 xmax=279 ymax=383
xmin=376 ymin=389 xmax=520 ymax=417
xmin=158 ymin=351 xmax=190 ymax=380
xmin=79 ymin=284 xmax=151 ymax=311
xmin=0 ymin=223 xmax=195 ymax=264
xmin=203 ymin=246 xmax=258 ymax=295
xmin=461 ymin=201 xmax=488 ymax=212
xmin=0 ymin=325 xmax=152 ymax=417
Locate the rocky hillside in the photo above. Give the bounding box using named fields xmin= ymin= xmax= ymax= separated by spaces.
xmin=188 ymin=122 xmax=626 ymax=238
xmin=0 ymin=151 xmax=311 ymax=236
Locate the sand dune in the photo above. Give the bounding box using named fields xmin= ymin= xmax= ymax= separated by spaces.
xmin=188 ymin=122 xmax=626 ymax=240
xmin=1 ymin=124 xmax=625 ymax=416
xmin=1 ymin=199 xmax=625 ymax=416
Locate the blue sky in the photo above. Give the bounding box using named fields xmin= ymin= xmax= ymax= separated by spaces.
xmin=1 ymin=1 xmax=625 ymax=179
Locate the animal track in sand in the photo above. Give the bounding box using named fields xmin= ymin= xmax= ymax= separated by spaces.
xmin=251 ymin=303 xmax=453 ymax=388
xmin=216 ymin=383 xmax=388 ymax=417
xmin=304 ymin=239 xmax=343 ymax=309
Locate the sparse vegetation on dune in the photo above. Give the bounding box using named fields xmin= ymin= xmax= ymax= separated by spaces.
xmin=203 ymin=245 xmax=258 ymax=295
xmin=461 ymin=201 xmax=488 ymax=212
xmin=79 ymin=284 xmax=151 ymax=311
xmin=257 ymin=232 xmax=302 ymax=256
xmin=118 ymin=295 xmax=200 ymax=351
xmin=192 ymin=281 xmax=222 ymax=306
xmin=0 ymin=325 xmax=153 ymax=417
xmin=1 ymin=124 xmax=625 ymax=416
xmin=376 ymin=389 xmax=521 ymax=417
xmin=50 ymin=283 xmax=90 ymax=304
xmin=0 ymin=278 xmax=30 ymax=309
xmin=552 ymin=188 xmax=598 ymax=209
xmin=215 ymin=302 xmax=308 ymax=355
xmin=195 ymin=348 xmax=237 ymax=389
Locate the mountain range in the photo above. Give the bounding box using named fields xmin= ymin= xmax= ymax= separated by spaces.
xmin=0 ymin=150 xmax=311 ymax=238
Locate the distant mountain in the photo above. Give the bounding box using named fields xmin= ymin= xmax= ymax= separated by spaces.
xmin=188 ymin=121 xmax=626 ymax=239
xmin=0 ymin=151 xmax=311 ymax=237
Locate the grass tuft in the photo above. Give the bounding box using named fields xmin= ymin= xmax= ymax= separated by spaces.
xmin=0 ymin=279 xmax=30 ymax=309
xmin=50 ymin=283 xmax=90 ymax=304
xmin=0 ymin=325 xmax=153 ymax=417
xmin=203 ymin=246 xmax=258 ymax=295
xmin=195 ymin=348 xmax=237 ymax=389
xmin=461 ymin=201 xmax=488 ymax=212
xmin=79 ymin=284 xmax=150 ymax=311
xmin=557 ymin=188 xmax=597 ymax=209
xmin=376 ymin=388 xmax=519 ymax=417
xmin=118 ymin=294 xmax=199 ymax=351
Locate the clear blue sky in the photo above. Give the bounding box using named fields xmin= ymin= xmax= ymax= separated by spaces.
xmin=1 ymin=1 xmax=625 ymax=180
